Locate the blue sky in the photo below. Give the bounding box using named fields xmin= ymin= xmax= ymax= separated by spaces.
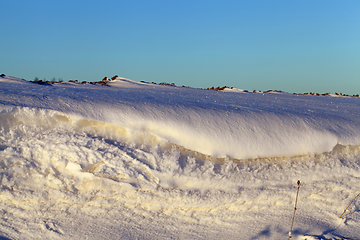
xmin=1 ymin=0 xmax=359 ymax=94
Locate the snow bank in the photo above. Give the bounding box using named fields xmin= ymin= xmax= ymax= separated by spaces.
xmin=1 ymin=76 xmax=359 ymax=160
xmin=0 ymin=76 xmax=360 ymax=239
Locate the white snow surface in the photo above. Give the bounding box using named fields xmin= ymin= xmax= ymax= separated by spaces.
xmin=0 ymin=75 xmax=360 ymax=239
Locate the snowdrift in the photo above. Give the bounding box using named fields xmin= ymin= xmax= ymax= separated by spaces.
xmin=0 ymin=75 xmax=360 ymax=239
xmin=1 ymin=76 xmax=360 ymax=160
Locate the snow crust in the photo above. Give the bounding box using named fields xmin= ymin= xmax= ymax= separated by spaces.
xmin=0 ymin=75 xmax=360 ymax=239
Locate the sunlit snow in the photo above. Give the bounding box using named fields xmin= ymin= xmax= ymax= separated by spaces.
xmin=0 ymin=75 xmax=359 ymax=239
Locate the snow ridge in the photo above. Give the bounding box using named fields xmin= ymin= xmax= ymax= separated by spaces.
xmin=1 ymin=75 xmax=360 ymax=239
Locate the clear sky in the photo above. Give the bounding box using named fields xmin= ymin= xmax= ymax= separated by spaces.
xmin=1 ymin=0 xmax=360 ymax=94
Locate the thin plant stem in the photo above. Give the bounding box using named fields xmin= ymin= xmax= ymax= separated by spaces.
xmin=288 ymin=180 xmax=300 ymax=240
xmin=339 ymin=192 xmax=360 ymax=218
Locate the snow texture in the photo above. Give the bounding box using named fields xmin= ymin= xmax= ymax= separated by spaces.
xmin=0 ymin=75 xmax=360 ymax=239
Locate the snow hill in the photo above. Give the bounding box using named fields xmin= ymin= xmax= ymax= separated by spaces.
xmin=0 ymin=75 xmax=360 ymax=239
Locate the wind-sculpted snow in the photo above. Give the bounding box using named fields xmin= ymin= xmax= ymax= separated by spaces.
xmin=1 ymin=106 xmax=360 ymax=213
xmin=0 ymin=76 xmax=360 ymax=239
xmin=1 ymin=76 xmax=359 ymax=160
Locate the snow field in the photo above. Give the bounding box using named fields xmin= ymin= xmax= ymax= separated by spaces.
xmin=0 ymin=76 xmax=360 ymax=239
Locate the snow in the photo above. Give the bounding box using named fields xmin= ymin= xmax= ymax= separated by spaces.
xmin=0 ymin=75 xmax=360 ymax=239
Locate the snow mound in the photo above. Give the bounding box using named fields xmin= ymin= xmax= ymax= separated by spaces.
xmin=0 ymin=75 xmax=360 ymax=239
